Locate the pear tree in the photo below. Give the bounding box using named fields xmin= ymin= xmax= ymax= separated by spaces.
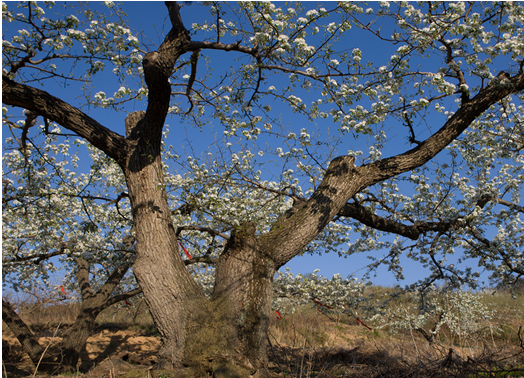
xmin=3 ymin=2 xmax=523 ymax=376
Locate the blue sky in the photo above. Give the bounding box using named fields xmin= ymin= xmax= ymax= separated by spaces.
xmin=3 ymin=1 xmax=503 ymax=289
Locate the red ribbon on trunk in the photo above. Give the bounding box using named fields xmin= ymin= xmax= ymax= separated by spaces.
xmin=60 ymin=285 xmax=67 ymax=298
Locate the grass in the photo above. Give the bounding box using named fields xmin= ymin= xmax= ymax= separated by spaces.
xmin=3 ymin=287 xmax=524 ymax=377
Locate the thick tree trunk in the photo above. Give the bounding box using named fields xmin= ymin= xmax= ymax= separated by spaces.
xmin=59 ymin=302 xmax=99 ymax=372
xmin=212 ymin=223 xmax=275 ymax=372
xmin=122 ymin=109 xmax=275 ymax=377
xmin=2 ymin=299 xmax=56 ymax=372
xmin=170 ymin=223 xmax=275 ymax=377
xmin=124 ymin=111 xmax=206 ymax=366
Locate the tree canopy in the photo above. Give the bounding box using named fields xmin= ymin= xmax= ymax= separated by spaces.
xmin=3 ymin=1 xmax=524 ymax=375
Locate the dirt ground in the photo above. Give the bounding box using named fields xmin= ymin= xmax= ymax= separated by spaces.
xmin=2 ymin=325 xmax=162 ymax=377
xmin=2 ymin=321 xmax=388 ymax=378
xmin=3 ymin=319 xmax=524 ymax=378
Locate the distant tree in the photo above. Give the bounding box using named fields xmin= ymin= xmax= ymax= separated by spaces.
xmin=3 ymin=2 xmax=523 ymax=376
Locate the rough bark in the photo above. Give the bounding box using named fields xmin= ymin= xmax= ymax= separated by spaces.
xmin=3 ymin=2 xmax=524 ymax=376
xmin=262 ymin=155 xmax=362 ymax=268
xmin=212 ymin=223 xmax=275 ymax=372
xmin=124 ymin=111 xmax=206 ymax=366
xmin=2 ymin=299 xmax=55 ymax=371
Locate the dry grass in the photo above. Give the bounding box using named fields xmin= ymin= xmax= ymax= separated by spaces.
xmin=266 ymin=290 xmax=524 ymax=377
xmin=3 ymin=288 xmax=524 ymax=377
xmin=266 ymin=310 xmax=524 ymax=377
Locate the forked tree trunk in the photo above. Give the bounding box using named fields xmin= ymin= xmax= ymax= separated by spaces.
xmin=4 ymin=297 xmax=107 ymax=374
xmin=122 ymin=109 xmax=276 ymax=376
xmin=4 ymin=2 xmax=523 ymax=377
xmin=3 ymin=259 xmax=141 ymax=374
xmin=58 ymin=257 xmax=141 ymax=373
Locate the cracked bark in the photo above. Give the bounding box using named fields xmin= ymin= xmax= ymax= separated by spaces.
xmin=3 ymin=1 xmax=523 ymax=376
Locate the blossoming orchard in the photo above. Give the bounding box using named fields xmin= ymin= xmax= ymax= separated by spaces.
xmin=2 ymin=1 xmax=523 ymax=376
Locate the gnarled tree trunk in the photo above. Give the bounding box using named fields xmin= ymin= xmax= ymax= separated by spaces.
xmin=3 ymin=2 xmax=524 ymax=377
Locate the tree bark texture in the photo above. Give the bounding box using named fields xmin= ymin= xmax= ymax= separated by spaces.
xmin=212 ymin=223 xmax=276 ymax=371
xmin=124 ymin=111 xmax=206 ymax=364
xmin=3 ymin=2 xmax=524 ymax=376
xmin=2 ymin=299 xmax=55 ymax=371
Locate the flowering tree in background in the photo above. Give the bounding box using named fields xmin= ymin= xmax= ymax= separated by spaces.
xmin=376 ymin=288 xmax=497 ymax=344
xmin=2 ymin=131 xmax=143 ymax=370
xmin=3 ymin=1 xmax=523 ymax=376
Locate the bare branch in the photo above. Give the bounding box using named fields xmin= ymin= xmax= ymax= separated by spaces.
xmin=104 ymin=288 xmax=142 ymax=308
xmin=189 ymin=40 xmax=258 ymax=56
xmin=184 ymin=50 xmax=200 ymax=115
xmin=20 ymin=110 xmax=38 ymax=153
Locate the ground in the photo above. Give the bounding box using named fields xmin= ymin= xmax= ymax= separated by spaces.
xmin=3 ymin=290 xmax=524 ymax=377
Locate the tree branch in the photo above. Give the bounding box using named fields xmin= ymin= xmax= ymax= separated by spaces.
xmin=95 ymin=262 xmax=133 ymax=300
xmin=184 ymin=50 xmax=200 ymax=114
xmin=76 ymin=257 xmax=95 ymax=300
xmin=2 ymin=75 xmax=130 ymax=166
xmin=165 ymin=1 xmax=187 ymax=35
xmin=361 ymin=72 xmax=524 ymax=185
xmin=264 ymin=73 xmax=524 ymax=268
xmin=104 ymin=287 xmax=142 ymax=308
xmin=189 ymin=40 xmax=258 ymax=56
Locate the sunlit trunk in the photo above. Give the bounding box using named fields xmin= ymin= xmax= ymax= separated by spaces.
xmin=124 ymin=112 xmax=206 ymax=366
